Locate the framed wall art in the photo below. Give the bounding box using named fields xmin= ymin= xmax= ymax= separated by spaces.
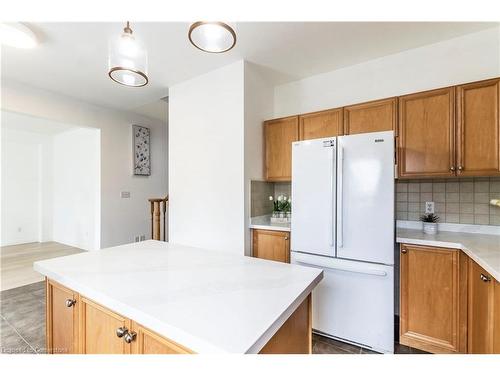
xmin=133 ymin=125 xmax=151 ymax=176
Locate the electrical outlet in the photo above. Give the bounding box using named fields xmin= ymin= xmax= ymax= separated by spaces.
xmin=425 ymin=201 xmax=435 ymax=214
xmin=134 ymin=235 xmax=140 ymax=242
xmin=121 ymin=191 xmax=131 ymax=198
xmin=140 ymin=235 xmax=146 ymax=241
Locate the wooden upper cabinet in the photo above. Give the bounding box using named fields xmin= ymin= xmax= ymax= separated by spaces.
xmin=46 ymin=280 xmax=79 ymax=354
xmin=456 ymin=78 xmax=500 ymax=176
xmin=79 ymin=297 xmax=131 ymax=354
xmin=398 ymin=87 xmax=455 ymax=178
xmin=344 ymin=98 xmax=397 ymax=135
xmin=252 ymin=229 xmax=290 ymax=263
xmin=299 ymin=108 xmax=343 ymax=140
xmin=467 ymin=259 xmax=500 ymax=354
xmin=399 ymin=244 xmax=467 ymax=353
xmin=265 ymin=116 xmax=299 ymax=181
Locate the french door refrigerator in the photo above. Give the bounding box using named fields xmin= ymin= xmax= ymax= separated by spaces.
xmin=290 ymin=131 xmax=395 ymax=353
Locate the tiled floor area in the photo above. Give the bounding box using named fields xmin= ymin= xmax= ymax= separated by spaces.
xmin=1 ymin=242 xmax=84 ymax=291
xmin=0 ymin=281 xmax=427 ymax=354
xmin=0 ymin=282 xmax=46 ymax=353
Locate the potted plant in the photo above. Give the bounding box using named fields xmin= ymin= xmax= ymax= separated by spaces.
xmin=420 ymin=213 xmax=439 ymax=235
xmin=269 ymin=195 xmax=292 ymax=223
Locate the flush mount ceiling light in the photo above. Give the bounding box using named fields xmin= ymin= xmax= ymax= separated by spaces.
xmin=188 ymin=21 xmax=236 ymax=53
xmin=108 ymin=21 xmax=148 ymax=87
xmin=0 ymin=23 xmax=37 ymax=49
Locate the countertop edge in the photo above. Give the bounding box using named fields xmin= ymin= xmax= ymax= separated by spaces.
xmin=249 ymin=224 xmax=291 ymax=232
xmin=396 ymin=236 xmax=500 ymax=282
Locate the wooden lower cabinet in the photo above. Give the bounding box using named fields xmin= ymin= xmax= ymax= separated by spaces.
xmin=79 ymin=297 xmax=131 ymax=354
xmin=46 ymin=280 xmax=79 ymax=354
xmin=399 ymin=244 xmax=467 ymax=353
xmin=130 ymin=322 xmax=193 ymax=354
xmin=467 ymin=259 xmax=500 ymax=353
xmin=252 ymin=229 xmax=290 ymax=263
xmin=46 ymin=278 xmax=311 ymax=354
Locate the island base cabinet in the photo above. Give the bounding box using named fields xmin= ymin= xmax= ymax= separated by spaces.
xmin=467 ymin=259 xmax=500 ymax=354
xmin=45 ymin=278 xmax=312 ymax=354
xmin=399 ymin=244 xmax=467 ymax=354
xmin=259 ymin=294 xmax=312 ymax=354
xmin=79 ymin=297 xmax=132 ymax=354
xmin=130 ymin=322 xmax=193 ymax=354
xmin=46 ymin=279 xmax=79 ymax=354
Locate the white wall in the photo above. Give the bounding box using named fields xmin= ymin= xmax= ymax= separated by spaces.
xmin=169 ymin=61 xmax=245 ymax=254
xmin=1 ymin=81 xmax=168 ymax=248
xmin=274 ymin=26 xmax=500 ymax=117
xmin=243 ymin=62 xmax=275 ymax=255
xmin=52 ymin=128 xmax=100 ymax=251
xmin=1 ymin=128 xmax=53 ymax=246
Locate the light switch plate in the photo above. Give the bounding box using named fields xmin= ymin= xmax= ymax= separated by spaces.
xmin=425 ymin=201 xmax=435 ymax=214
xmin=121 ymin=191 xmax=131 ymax=198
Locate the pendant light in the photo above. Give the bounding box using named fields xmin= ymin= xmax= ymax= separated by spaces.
xmin=188 ymin=22 xmax=236 ymax=53
xmin=108 ymin=22 xmax=148 ymax=87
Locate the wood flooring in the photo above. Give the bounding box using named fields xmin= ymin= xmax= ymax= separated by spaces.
xmin=1 ymin=242 xmax=84 ymax=291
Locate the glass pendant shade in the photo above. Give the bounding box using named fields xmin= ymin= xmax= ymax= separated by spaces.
xmin=108 ymin=22 xmax=148 ymax=87
xmin=188 ymin=22 xmax=236 ymax=53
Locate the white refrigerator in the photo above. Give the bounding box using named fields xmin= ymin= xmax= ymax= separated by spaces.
xmin=290 ymin=131 xmax=394 ymax=353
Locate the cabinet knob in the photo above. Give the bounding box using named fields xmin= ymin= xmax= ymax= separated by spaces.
xmin=450 ymin=166 xmax=455 ymax=171
xmin=480 ymin=273 xmax=491 ymax=282
xmin=123 ymin=331 xmax=137 ymax=344
xmin=458 ymin=165 xmax=463 ymax=171
xmin=116 ymin=326 xmax=128 ymax=338
xmin=401 ymin=248 xmax=407 ymax=254
xmin=284 ymin=236 xmax=289 ymax=240
xmin=65 ymin=299 xmax=76 ymax=308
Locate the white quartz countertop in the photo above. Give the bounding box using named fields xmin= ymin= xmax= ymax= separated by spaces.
xmin=249 ymin=215 xmax=291 ymax=232
xmin=397 ymin=228 xmax=500 ymax=281
xmin=34 ymin=240 xmax=322 ymax=353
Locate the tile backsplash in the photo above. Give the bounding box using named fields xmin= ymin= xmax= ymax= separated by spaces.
xmin=251 ymin=181 xmax=292 ymax=217
xmin=396 ymin=178 xmax=500 ymax=225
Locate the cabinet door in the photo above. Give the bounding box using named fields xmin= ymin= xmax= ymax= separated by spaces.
xmin=79 ymin=297 xmax=131 ymax=354
xmin=299 ymin=108 xmax=343 ymax=140
xmin=46 ymin=279 xmax=79 ymax=354
xmin=400 ymin=244 xmax=467 ymax=353
xmin=252 ymin=229 xmax=290 ymax=263
xmin=494 ymin=280 xmax=500 ymax=353
xmin=131 ymin=322 xmax=193 ymax=354
xmin=265 ymin=116 xmax=299 ymax=181
xmin=344 ymin=98 xmax=397 ymax=135
xmin=468 ymin=259 xmax=496 ymax=353
xmin=456 ymin=78 xmax=500 ymax=176
xmin=398 ymin=87 xmax=455 ymax=178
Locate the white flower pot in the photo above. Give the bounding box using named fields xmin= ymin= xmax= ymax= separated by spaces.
xmin=423 ymin=222 xmax=438 ymax=235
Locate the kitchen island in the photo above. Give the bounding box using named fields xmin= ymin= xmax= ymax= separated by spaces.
xmin=34 ymin=240 xmax=322 ymax=354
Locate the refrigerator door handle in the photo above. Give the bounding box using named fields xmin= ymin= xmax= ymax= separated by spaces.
xmin=292 ymin=258 xmax=388 ymax=277
xmin=329 ymin=147 xmax=335 ymax=247
xmin=337 ymin=146 xmax=344 ymax=248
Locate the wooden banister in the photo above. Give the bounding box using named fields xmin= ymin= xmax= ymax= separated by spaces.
xmin=148 ymin=195 xmax=168 ymax=241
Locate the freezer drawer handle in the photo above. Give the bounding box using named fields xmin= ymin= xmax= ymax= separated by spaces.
xmin=293 ymin=258 xmax=387 ymax=277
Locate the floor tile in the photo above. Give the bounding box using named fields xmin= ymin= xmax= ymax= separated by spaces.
xmin=0 ymin=317 xmax=35 ymax=354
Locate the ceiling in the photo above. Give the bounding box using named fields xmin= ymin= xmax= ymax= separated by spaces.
xmin=1 ymin=110 xmax=77 ymax=134
xmin=1 ymin=22 xmax=497 ymax=119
